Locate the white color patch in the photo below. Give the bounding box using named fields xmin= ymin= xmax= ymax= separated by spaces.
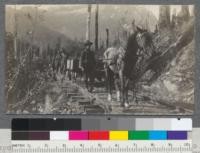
xmin=50 ymin=131 xmax=69 ymax=140
xmin=171 ymin=118 xmax=192 ymax=131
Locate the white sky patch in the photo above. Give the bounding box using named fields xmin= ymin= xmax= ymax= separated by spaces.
xmin=141 ymin=5 xmax=194 ymax=19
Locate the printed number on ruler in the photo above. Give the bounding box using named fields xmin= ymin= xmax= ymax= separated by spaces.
xmin=11 ymin=140 xmax=192 ymax=153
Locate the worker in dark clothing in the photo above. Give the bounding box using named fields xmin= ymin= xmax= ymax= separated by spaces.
xmin=80 ymin=40 xmax=96 ymax=92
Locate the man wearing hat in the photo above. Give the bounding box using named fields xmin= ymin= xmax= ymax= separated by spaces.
xmin=80 ymin=40 xmax=96 ymax=92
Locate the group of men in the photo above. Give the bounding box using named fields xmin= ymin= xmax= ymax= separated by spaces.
xmin=80 ymin=20 xmax=142 ymax=93
xmin=49 ymin=39 xmax=95 ymax=92
xmin=51 ymin=20 xmax=142 ymax=95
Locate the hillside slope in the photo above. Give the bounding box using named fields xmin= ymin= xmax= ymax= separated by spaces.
xmin=141 ymin=20 xmax=194 ymax=110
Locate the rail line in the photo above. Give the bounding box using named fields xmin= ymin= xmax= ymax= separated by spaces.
xmin=60 ymin=77 xmax=192 ymax=115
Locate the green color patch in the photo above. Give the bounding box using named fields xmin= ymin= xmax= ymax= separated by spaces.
xmin=128 ymin=131 xmax=149 ymax=140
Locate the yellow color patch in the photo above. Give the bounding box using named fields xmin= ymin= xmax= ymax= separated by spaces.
xmin=109 ymin=131 xmax=128 ymax=140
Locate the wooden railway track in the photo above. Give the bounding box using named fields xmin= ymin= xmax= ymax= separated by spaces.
xmin=7 ymin=76 xmax=193 ymax=115
xmin=61 ymin=78 xmax=192 ymax=115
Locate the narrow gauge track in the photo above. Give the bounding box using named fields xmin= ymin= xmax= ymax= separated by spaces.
xmin=60 ymin=77 xmax=192 ymax=115
xmin=8 ymin=76 xmax=192 ymax=115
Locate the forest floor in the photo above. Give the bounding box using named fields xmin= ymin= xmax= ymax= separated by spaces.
xmin=7 ymin=74 xmax=193 ymax=115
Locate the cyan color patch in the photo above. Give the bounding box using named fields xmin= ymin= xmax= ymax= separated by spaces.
xmin=149 ymin=131 xmax=167 ymax=140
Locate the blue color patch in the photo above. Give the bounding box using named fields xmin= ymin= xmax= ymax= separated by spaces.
xmin=149 ymin=131 xmax=167 ymax=140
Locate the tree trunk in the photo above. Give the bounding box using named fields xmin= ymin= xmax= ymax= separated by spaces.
xmin=181 ymin=5 xmax=190 ymax=22
xmin=106 ymin=28 xmax=109 ymax=48
xmin=158 ymin=5 xmax=171 ymax=30
xmin=14 ymin=5 xmax=18 ymax=61
xmin=86 ymin=4 xmax=92 ymax=41
xmin=95 ymin=4 xmax=99 ymax=51
xmin=171 ymin=8 xmax=177 ymax=29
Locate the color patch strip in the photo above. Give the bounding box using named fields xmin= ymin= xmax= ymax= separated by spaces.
xmin=109 ymin=131 xmax=128 ymax=140
xmin=11 ymin=131 xmax=189 ymax=140
xmin=89 ymin=131 xmax=109 ymax=140
xmin=69 ymin=131 xmax=88 ymax=140
xmin=167 ymin=131 xmax=187 ymax=140
xmin=12 ymin=119 xmax=81 ymax=131
xmin=149 ymin=131 xmax=167 ymax=140
xmin=129 ymin=131 xmax=149 ymax=140
xmin=12 ymin=118 xmax=192 ymax=131
xmin=50 ymin=131 xmax=69 ymax=140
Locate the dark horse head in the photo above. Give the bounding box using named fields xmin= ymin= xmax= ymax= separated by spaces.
xmin=136 ymin=26 xmax=154 ymax=50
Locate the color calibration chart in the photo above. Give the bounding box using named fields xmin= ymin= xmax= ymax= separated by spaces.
xmin=11 ymin=118 xmax=192 ymax=153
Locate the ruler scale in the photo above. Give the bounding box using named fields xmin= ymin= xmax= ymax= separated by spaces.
xmin=11 ymin=140 xmax=192 ymax=153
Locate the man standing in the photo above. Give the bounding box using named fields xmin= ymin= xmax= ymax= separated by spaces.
xmin=80 ymin=40 xmax=96 ymax=92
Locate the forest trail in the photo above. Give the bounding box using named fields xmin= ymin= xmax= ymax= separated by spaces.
xmin=7 ymin=74 xmax=193 ymax=115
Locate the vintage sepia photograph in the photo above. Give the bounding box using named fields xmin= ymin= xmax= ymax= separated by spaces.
xmin=5 ymin=4 xmax=194 ymax=114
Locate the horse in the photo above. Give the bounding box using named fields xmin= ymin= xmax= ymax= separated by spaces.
xmin=104 ymin=27 xmax=155 ymax=107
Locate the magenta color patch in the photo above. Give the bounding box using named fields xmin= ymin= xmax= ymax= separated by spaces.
xmin=69 ymin=131 xmax=88 ymax=140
